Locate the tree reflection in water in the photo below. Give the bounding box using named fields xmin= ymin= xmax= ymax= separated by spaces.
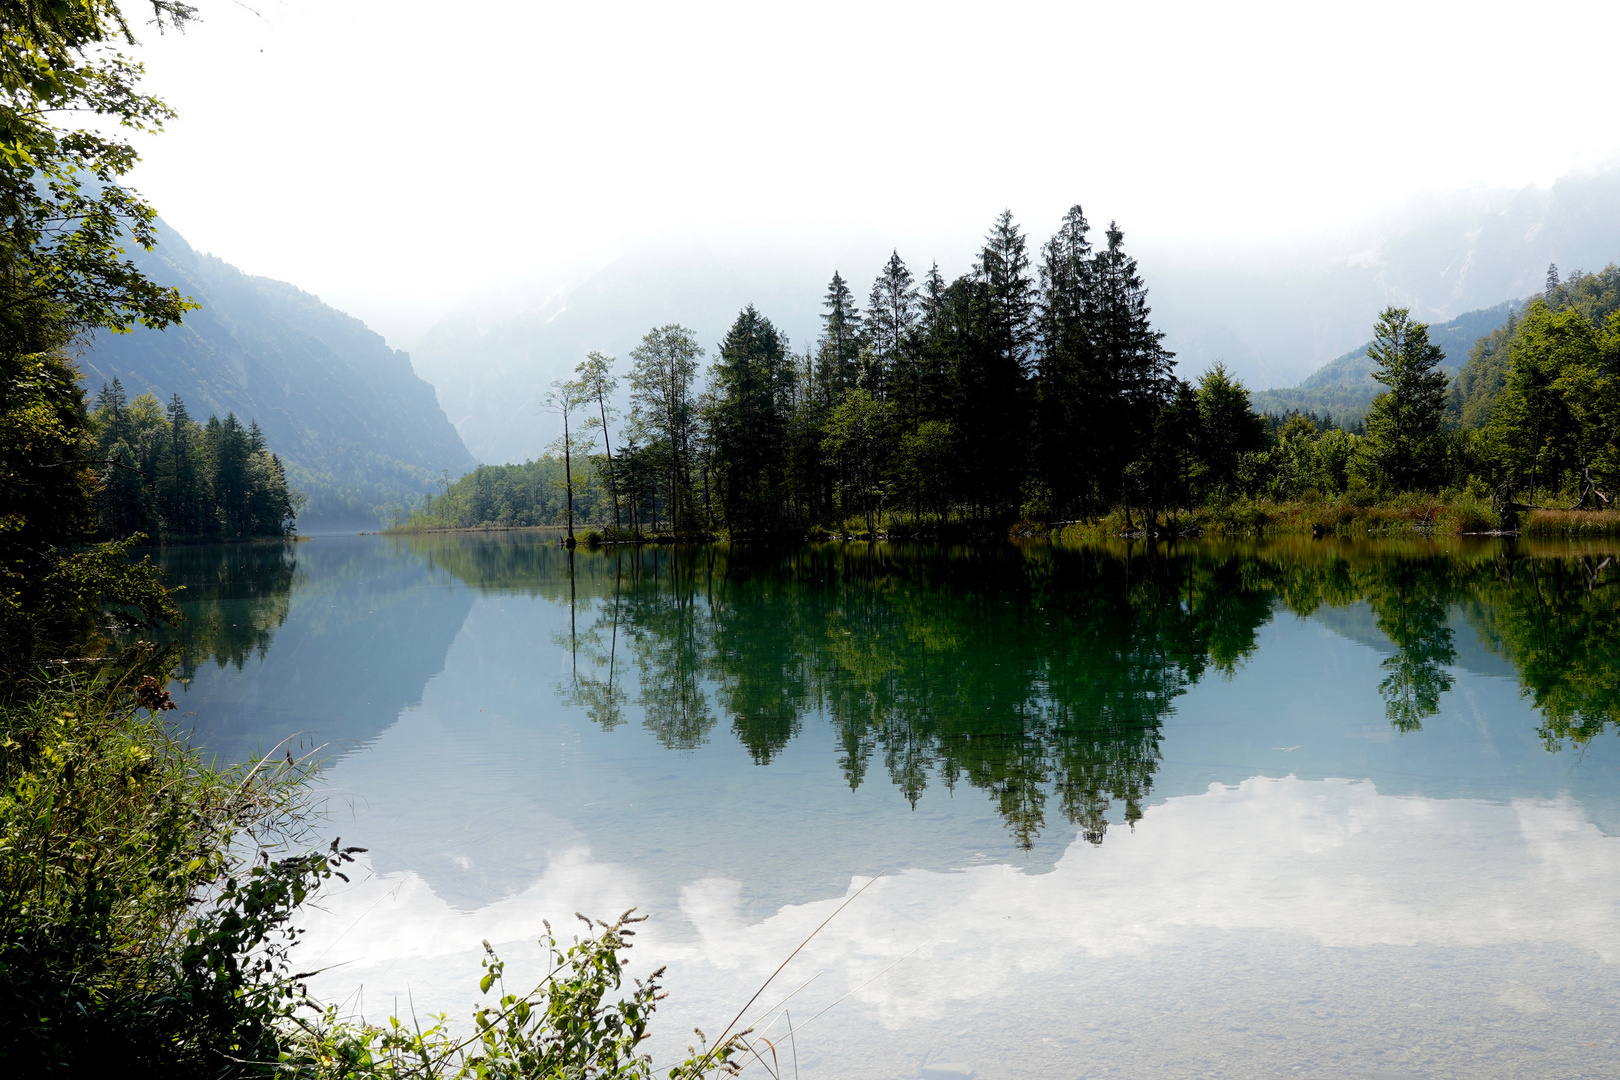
xmin=174 ymin=535 xmax=1620 ymax=849
xmin=153 ymin=541 xmax=298 ymax=678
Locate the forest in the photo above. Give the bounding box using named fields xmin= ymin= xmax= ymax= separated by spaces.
xmin=89 ymin=380 xmax=300 ymax=541
xmin=410 ymin=214 xmax=1620 ymax=539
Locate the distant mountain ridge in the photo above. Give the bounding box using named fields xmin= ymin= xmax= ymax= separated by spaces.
xmin=78 ymin=221 xmax=477 ymax=528
xmin=1154 ymin=167 xmax=1620 ymax=388
xmin=1251 ymin=299 xmax=1522 ymax=420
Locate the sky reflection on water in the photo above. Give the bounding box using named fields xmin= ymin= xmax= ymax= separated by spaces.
xmin=161 ymin=536 xmax=1620 ymax=1078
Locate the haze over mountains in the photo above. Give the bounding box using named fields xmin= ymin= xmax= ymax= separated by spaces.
xmin=80 ymin=165 xmax=1620 ymax=512
xmin=406 ymin=166 xmax=1620 ymax=465
xmin=79 ymin=222 xmax=476 ymax=529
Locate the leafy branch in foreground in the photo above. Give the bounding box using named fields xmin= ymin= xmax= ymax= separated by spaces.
xmin=282 ymin=910 xmax=743 ymax=1080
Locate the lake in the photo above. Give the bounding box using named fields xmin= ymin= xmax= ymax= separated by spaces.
xmin=159 ymin=534 xmax=1620 ymax=1079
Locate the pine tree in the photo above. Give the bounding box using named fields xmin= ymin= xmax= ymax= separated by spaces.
xmin=864 ymin=251 xmax=916 ymax=402
xmin=814 ymin=272 xmax=863 ymax=405
xmin=980 ymin=210 xmax=1037 ymax=374
xmin=1035 ymin=204 xmax=1096 ymax=515
xmin=1090 ymin=222 xmax=1175 ymax=515
xmin=1363 ymin=307 xmax=1448 ymax=491
xmin=708 ymin=306 xmax=795 ymax=532
xmin=914 ymin=262 xmax=952 ymax=427
xmin=946 ymin=211 xmax=1036 ymax=519
xmin=165 ymin=393 xmax=198 ymax=535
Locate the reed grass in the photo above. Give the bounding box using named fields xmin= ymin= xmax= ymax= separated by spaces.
xmin=1522 ymin=509 xmax=1620 ymax=538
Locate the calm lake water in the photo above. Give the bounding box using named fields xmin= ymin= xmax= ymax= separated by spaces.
xmin=159 ymin=534 xmax=1620 ymax=1079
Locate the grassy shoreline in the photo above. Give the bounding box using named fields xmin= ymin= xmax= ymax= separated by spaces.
xmin=381 ymin=497 xmax=1620 ymax=544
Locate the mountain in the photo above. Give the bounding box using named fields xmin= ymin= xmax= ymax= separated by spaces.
xmin=77 ymin=222 xmax=477 ymax=529
xmin=407 ymin=167 xmax=1620 ymax=462
xmin=1250 ymin=300 xmax=1522 ymax=420
xmin=410 ymin=238 xmax=826 ymax=466
xmin=1135 ymin=166 xmax=1620 ymax=388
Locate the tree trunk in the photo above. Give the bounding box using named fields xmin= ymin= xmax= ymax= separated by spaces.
xmin=597 ymin=389 xmax=620 ymax=531
xmin=562 ymin=404 xmax=576 ymax=547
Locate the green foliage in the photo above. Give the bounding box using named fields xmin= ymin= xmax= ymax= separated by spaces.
xmin=0 ymin=0 xmax=201 ymax=676
xmin=88 ymin=382 xmax=299 ymax=540
xmin=282 ymin=912 xmax=742 ymax=1080
xmin=707 ymin=306 xmax=795 ymax=534
xmin=405 ymin=456 xmax=613 ymax=530
xmin=1482 ymin=299 xmax=1620 ymax=499
xmin=1193 ymin=363 xmax=1267 ymax=495
xmin=628 ymin=326 xmax=705 ymax=534
xmin=0 ymin=670 xmax=354 ymax=1077
xmin=821 ymin=388 xmax=894 ymax=534
xmin=1362 ymin=307 xmax=1449 ymax=492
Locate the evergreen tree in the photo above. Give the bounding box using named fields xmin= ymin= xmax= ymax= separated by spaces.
xmin=1090 ymin=222 xmax=1176 ymax=515
xmin=207 ymin=414 xmax=251 ymax=536
xmin=814 ymin=272 xmax=863 ymax=404
xmin=945 ymin=211 xmax=1036 ymax=519
xmin=164 ymin=393 xmax=201 ymax=535
xmin=1035 ymin=204 xmax=1097 ymax=515
xmin=1193 ymin=363 xmax=1267 ymax=495
xmin=708 ymin=306 xmax=795 ymax=532
xmin=864 ymin=251 xmax=917 ymax=403
xmin=914 ymin=262 xmax=953 ymax=427
xmin=980 ymin=210 xmax=1038 ymax=375
xmin=1363 ymin=307 xmax=1448 ymax=491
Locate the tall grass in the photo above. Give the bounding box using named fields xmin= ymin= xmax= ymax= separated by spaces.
xmin=1522 ymin=509 xmax=1620 ymax=538
xmin=0 ymin=666 xmax=345 ymax=1077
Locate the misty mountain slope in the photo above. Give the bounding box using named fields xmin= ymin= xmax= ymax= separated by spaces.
xmin=1154 ymin=166 xmax=1620 ymax=388
xmin=1249 ymin=300 xmax=1519 ymax=420
xmin=407 ymin=165 xmax=1620 ymax=462
xmin=412 ymin=240 xmax=825 ymax=465
xmin=78 ymin=221 xmax=477 ymax=528
xmin=1301 ymin=300 xmax=1520 ymax=389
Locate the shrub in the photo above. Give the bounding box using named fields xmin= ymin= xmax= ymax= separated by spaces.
xmin=0 ymin=669 xmax=343 ymax=1077
xmin=283 ymin=912 xmax=743 ymax=1080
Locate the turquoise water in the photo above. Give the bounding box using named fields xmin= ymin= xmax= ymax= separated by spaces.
xmin=162 ymin=535 xmax=1620 ymax=1078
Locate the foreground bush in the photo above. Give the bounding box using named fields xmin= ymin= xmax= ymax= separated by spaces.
xmin=0 ymin=669 xmax=347 ymax=1077
xmin=283 ymin=912 xmax=742 ymax=1080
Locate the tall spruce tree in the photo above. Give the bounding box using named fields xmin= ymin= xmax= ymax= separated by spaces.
xmin=949 ymin=211 xmax=1036 ymax=518
xmin=1090 ymin=222 xmax=1175 ymax=515
xmin=1363 ymin=307 xmax=1448 ymax=491
xmin=709 ymin=306 xmax=796 ymax=532
xmin=864 ymin=251 xmax=917 ymax=403
xmin=164 ymin=393 xmax=200 ymax=535
xmin=814 ymin=272 xmax=863 ymax=405
xmin=1035 ymin=204 xmax=1097 ymax=515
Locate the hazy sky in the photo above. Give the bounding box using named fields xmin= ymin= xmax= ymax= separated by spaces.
xmin=126 ymin=0 xmax=1620 ymax=345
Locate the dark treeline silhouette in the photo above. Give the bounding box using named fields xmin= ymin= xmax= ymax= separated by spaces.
xmin=90 ymin=380 xmax=299 ymax=541
xmin=374 ymin=536 xmax=1620 ymax=847
xmin=417 ymin=210 xmax=1620 ymax=537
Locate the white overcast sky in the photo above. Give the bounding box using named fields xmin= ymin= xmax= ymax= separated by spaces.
xmin=124 ymin=0 xmax=1620 ymax=345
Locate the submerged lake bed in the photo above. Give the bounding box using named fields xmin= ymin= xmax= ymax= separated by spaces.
xmin=160 ymin=535 xmax=1620 ymax=1078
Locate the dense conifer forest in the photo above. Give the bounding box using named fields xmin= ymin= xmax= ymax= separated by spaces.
xmin=89 ymin=380 xmax=299 ymax=541
xmin=410 ymin=211 xmax=1620 ymax=537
